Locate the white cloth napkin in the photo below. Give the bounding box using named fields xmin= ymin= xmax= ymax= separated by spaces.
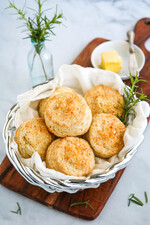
xmin=13 ymin=64 xmax=150 ymax=180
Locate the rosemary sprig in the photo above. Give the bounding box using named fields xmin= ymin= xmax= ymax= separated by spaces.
xmin=6 ymin=0 xmax=63 ymax=80
xmin=6 ymin=0 xmax=64 ymax=54
xmin=10 ymin=202 xmax=21 ymax=215
xmin=144 ymin=191 xmax=148 ymax=203
xmin=70 ymin=200 xmax=94 ymax=211
xmin=128 ymin=194 xmax=144 ymax=207
xmin=119 ymin=72 xmax=149 ymax=126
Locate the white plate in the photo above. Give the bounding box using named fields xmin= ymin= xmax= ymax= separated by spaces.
xmin=91 ymin=40 xmax=145 ymax=80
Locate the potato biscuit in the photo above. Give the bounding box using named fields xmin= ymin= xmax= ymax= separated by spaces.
xmin=84 ymin=85 xmax=124 ymax=117
xmin=87 ymin=113 xmax=126 ymax=158
xmin=15 ymin=118 xmax=55 ymax=160
xmin=46 ymin=137 xmax=95 ymax=176
xmin=44 ymin=89 xmax=92 ymax=137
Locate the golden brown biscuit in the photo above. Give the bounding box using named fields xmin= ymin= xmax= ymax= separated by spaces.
xmin=15 ymin=118 xmax=55 ymax=160
xmin=44 ymin=90 xmax=92 ymax=137
xmin=84 ymin=85 xmax=124 ymax=117
xmin=38 ymin=87 xmax=76 ymax=118
xmin=46 ymin=137 xmax=95 ymax=176
xmin=53 ymin=86 xmax=76 ymax=94
xmin=87 ymin=113 xmax=126 ymax=158
xmin=38 ymin=97 xmax=49 ymax=118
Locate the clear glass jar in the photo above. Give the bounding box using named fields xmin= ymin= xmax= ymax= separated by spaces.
xmin=27 ymin=40 xmax=54 ymax=87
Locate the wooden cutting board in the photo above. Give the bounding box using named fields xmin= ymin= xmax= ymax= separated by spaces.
xmin=0 ymin=18 xmax=150 ymax=220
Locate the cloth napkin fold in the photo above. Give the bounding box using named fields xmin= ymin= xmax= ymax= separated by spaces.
xmin=13 ymin=64 xmax=150 ymax=180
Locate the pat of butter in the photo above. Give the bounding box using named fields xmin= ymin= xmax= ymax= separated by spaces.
xmin=101 ymin=50 xmax=122 ymax=73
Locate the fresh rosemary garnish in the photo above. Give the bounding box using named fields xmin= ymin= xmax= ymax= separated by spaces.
xmin=10 ymin=202 xmax=21 ymax=215
xmin=128 ymin=194 xmax=144 ymax=207
xmin=144 ymin=191 xmax=148 ymax=203
xmin=119 ymin=72 xmax=149 ymax=126
xmin=70 ymin=200 xmax=94 ymax=211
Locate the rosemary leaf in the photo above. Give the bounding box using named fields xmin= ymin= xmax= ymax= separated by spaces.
xmin=130 ymin=199 xmax=143 ymax=206
xmin=144 ymin=191 xmax=148 ymax=203
xmin=128 ymin=199 xmax=131 ymax=207
xmin=70 ymin=200 xmax=94 ymax=211
xmin=132 ymin=195 xmax=144 ymax=206
xmin=10 ymin=210 xmax=18 ymax=214
xmin=87 ymin=202 xmax=94 ymax=211
xmin=17 ymin=202 xmax=21 ymax=215
xmin=70 ymin=201 xmax=87 ymax=207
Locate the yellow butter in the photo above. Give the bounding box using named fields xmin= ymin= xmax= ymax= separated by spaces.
xmin=101 ymin=50 xmax=122 ymax=73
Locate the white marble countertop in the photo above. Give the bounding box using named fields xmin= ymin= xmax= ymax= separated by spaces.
xmin=0 ymin=0 xmax=150 ymax=224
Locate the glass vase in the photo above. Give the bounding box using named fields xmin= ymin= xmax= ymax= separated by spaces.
xmin=27 ymin=40 xmax=54 ymax=87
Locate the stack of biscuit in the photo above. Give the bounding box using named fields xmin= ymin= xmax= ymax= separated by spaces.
xmin=84 ymin=86 xmax=126 ymax=158
xmin=15 ymin=85 xmax=126 ymax=177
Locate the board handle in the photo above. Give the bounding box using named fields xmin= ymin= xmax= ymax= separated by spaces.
xmin=134 ymin=18 xmax=150 ymax=54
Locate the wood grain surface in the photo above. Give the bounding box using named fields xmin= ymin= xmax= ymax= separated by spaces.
xmin=0 ymin=18 xmax=150 ymax=220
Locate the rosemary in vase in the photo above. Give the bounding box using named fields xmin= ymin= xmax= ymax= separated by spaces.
xmin=6 ymin=0 xmax=64 ymax=85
